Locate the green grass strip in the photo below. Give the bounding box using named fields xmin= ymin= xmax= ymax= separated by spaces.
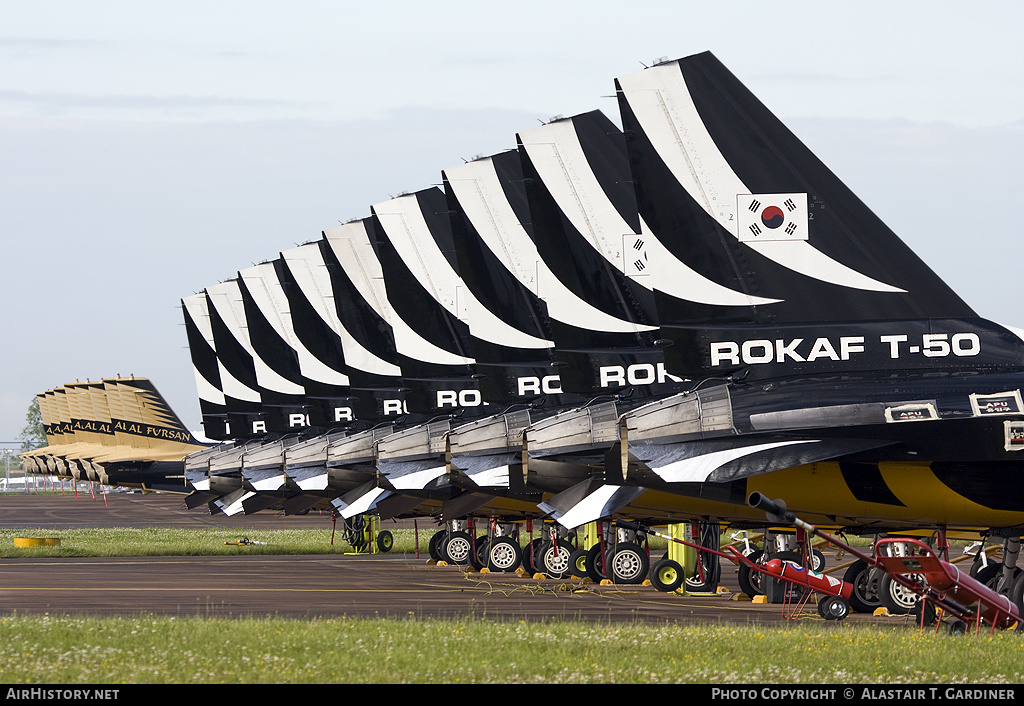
xmin=0 ymin=615 xmax=1020 ymax=684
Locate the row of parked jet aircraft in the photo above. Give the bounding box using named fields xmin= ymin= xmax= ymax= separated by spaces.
xmin=22 ymin=52 xmax=1024 ymax=614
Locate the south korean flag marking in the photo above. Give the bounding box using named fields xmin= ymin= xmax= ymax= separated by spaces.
xmin=738 ymin=193 xmax=808 ymax=243
xmin=625 ymin=235 xmax=650 ymax=276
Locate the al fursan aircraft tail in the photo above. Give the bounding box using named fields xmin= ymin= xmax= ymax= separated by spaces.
xmin=21 ymin=376 xmax=208 ymax=492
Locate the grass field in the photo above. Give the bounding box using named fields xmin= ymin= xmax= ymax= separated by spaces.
xmin=0 ymin=615 xmax=1021 ymax=684
xmin=0 ymin=526 xmax=377 ymax=557
xmin=0 ymin=526 xmax=676 ymax=558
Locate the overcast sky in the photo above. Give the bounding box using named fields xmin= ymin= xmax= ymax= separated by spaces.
xmin=3 ymin=1 xmax=1024 ymax=443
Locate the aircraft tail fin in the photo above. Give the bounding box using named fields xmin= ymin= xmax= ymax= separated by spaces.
xmin=612 ymin=52 xmax=1015 ymax=382
xmin=615 ymin=52 xmax=974 ymax=328
xmin=22 ymin=377 xmax=209 ymax=491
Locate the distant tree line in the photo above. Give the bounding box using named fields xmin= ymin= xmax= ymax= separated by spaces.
xmin=15 ymin=398 xmax=46 ymax=466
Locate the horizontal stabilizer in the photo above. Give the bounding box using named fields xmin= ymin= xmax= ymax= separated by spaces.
xmin=538 ymin=478 xmax=646 ymax=529
xmin=326 ymin=426 xmax=392 ymax=467
xmin=441 ymin=491 xmax=507 ymax=520
xmin=377 ymin=460 xmax=447 ymax=491
xmin=450 ymin=452 xmax=518 ymax=488
xmin=242 ymin=468 xmax=288 ymax=492
xmin=241 ymin=492 xmax=282 ymax=515
xmin=331 ymin=481 xmax=392 ymax=519
xmin=282 ymin=494 xmax=324 ymax=515
xmin=184 ymin=490 xmax=218 ymax=510
xmin=184 ymin=469 xmax=211 ymax=492
xmin=372 ymin=493 xmax=432 ymax=521
xmin=214 ymin=488 xmax=256 ymax=516
xmin=633 ymin=436 xmax=894 ymax=484
xmin=286 ymin=466 xmax=329 ymax=492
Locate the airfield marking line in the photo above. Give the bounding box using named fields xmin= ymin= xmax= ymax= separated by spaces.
xmin=0 ymin=558 xmax=410 ymax=566
xmin=0 ymin=586 xmax=455 ymax=593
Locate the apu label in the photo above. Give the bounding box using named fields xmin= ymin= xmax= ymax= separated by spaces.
xmin=970 ymin=390 xmax=1023 ymax=417
xmin=884 ymin=403 xmax=938 ymax=423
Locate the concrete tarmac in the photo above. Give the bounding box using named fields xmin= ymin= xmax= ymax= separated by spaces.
xmin=0 ymin=491 xmax=911 ymax=627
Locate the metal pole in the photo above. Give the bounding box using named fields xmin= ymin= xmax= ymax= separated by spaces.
xmin=0 ymin=445 xmax=17 ymax=493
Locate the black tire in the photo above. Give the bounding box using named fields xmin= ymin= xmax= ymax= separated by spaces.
xmin=376 ymin=530 xmax=393 ymax=553
xmin=686 ymin=522 xmax=722 ymax=592
xmin=968 ymin=552 xmax=986 ymax=578
xmin=610 ymin=542 xmax=649 ymax=584
xmin=486 ymin=537 xmax=521 ymax=572
xmin=809 ymin=548 xmax=826 ymax=572
xmin=817 ymin=595 xmax=851 ymax=621
xmin=427 ymin=530 xmax=446 ymax=562
xmin=879 ymin=573 xmax=921 ymax=615
xmin=844 ymin=559 xmax=882 ymax=613
xmin=686 ymin=550 xmax=721 ymax=592
xmin=443 ymin=530 xmax=474 ymax=566
xmin=585 ymin=543 xmax=609 ymax=583
xmin=912 ymin=599 xmax=938 ymax=627
xmin=738 ymin=549 xmax=765 ymax=597
xmin=949 ymin=620 xmax=968 ymax=636
xmin=475 ymin=540 xmax=490 ymax=569
xmin=975 ymin=562 xmax=1021 ymax=595
xmin=1011 ymin=571 xmax=1024 ymax=616
xmin=651 ymin=558 xmax=684 ymax=592
xmin=974 ymin=562 xmax=1002 ymax=589
xmin=568 ymin=548 xmax=590 ymax=579
xmin=521 ymin=538 xmax=544 ymax=575
xmin=467 ymin=536 xmax=487 ymax=570
xmin=540 ymin=539 xmax=575 ymax=579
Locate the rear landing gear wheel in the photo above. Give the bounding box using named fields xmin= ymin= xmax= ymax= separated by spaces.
xmin=428 ymin=531 xmax=446 ymax=562
xmin=844 ymin=559 xmax=882 ymax=613
xmin=486 ymin=537 xmax=521 ymax=572
xmin=975 ymin=562 xmax=1020 ymax=595
xmin=1011 ymin=571 xmax=1024 ymax=616
xmin=686 ymin=550 xmax=721 ymax=592
xmin=443 ymin=530 xmax=474 ymax=566
xmin=610 ymin=542 xmax=649 ymax=585
xmin=522 ymin=538 xmax=544 ymax=575
xmin=738 ymin=549 xmax=765 ymax=597
xmin=540 ymin=539 xmax=575 ymax=579
xmin=975 ymin=563 xmax=1003 ymax=589
xmin=879 ymin=573 xmax=920 ymax=615
xmin=585 ymin=543 xmax=609 ymax=584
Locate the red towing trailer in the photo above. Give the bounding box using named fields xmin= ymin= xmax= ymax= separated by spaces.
xmin=616 ymin=520 xmax=856 ymax=621
xmin=746 ymin=493 xmax=1021 ymax=634
xmin=618 ymin=494 xmax=1022 ymax=633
